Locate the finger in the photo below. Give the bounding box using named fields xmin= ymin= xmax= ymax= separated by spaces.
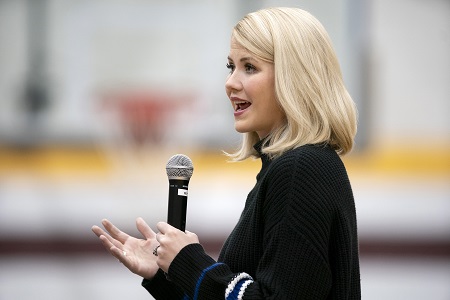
xmin=99 ymin=234 xmax=116 ymax=251
xmin=93 ymin=226 xmax=117 ymax=248
xmin=185 ymin=230 xmax=197 ymax=237
xmin=184 ymin=231 xmax=199 ymax=244
xmin=156 ymin=221 xmax=173 ymax=234
xmin=99 ymin=233 xmax=124 ymax=251
xmin=109 ymin=245 xmax=129 ymax=265
xmin=102 ymin=219 xmax=129 ymax=244
xmin=93 ymin=224 xmax=124 ymax=250
xmin=155 ymin=232 xmax=162 ymax=243
xmin=91 ymin=225 xmax=106 ymax=238
xmin=136 ymin=217 xmax=155 ymax=240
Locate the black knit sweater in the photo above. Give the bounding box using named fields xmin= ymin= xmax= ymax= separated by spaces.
xmin=142 ymin=143 xmax=361 ymax=299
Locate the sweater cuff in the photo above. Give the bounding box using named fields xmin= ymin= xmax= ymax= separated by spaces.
xmin=142 ymin=269 xmax=185 ymax=300
xmin=168 ymin=243 xmax=217 ymax=297
xmin=141 ymin=268 xmax=165 ymax=290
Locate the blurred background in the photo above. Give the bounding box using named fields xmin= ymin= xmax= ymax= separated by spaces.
xmin=0 ymin=0 xmax=449 ymax=299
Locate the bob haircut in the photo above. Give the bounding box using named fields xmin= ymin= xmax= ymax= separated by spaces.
xmin=227 ymin=7 xmax=357 ymax=160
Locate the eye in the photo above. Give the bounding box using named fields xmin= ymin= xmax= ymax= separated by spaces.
xmin=226 ymin=63 xmax=235 ymax=73
xmin=245 ymin=63 xmax=257 ymax=74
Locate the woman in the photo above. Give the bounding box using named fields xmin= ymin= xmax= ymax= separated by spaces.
xmin=92 ymin=7 xmax=361 ymax=299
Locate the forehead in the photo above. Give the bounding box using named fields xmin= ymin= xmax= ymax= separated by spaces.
xmin=230 ymin=36 xmax=244 ymax=48
xmin=228 ymin=39 xmax=253 ymax=58
xmin=228 ymin=36 xmax=273 ymax=65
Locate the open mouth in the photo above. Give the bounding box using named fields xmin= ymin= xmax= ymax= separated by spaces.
xmin=234 ymin=100 xmax=251 ymax=112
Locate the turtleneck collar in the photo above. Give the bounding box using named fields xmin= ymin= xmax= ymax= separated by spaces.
xmin=253 ymin=138 xmax=271 ymax=168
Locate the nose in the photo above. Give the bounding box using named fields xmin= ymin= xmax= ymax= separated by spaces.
xmin=225 ymin=71 xmax=242 ymax=94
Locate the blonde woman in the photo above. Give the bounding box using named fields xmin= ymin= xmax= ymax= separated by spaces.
xmin=93 ymin=7 xmax=361 ymax=299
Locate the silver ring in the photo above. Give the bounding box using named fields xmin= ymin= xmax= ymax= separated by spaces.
xmin=153 ymin=245 xmax=160 ymax=256
xmin=122 ymin=250 xmax=127 ymax=256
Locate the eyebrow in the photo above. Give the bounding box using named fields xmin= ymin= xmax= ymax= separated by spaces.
xmin=227 ymin=56 xmax=258 ymax=63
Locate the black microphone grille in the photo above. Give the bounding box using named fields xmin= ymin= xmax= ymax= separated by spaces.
xmin=166 ymin=154 xmax=194 ymax=179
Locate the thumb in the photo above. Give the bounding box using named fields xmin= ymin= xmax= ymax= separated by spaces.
xmin=184 ymin=230 xmax=199 ymax=242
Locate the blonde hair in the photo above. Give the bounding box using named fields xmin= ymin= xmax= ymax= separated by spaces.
xmin=227 ymin=7 xmax=357 ymax=160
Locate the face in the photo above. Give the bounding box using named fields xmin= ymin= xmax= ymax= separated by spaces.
xmin=225 ymin=40 xmax=285 ymax=139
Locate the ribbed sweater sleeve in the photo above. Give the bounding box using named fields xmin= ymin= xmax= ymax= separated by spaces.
xmin=142 ymin=243 xmax=235 ymax=299
xmin=142 ymin=269 xmax=186 ymax=300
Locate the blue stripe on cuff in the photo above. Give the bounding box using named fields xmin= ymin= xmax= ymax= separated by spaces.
xmin=193 ymin=262 xmax=224 ymax=300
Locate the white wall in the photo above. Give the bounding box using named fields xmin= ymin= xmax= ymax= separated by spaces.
xmin=370 ymin=0 xmax=450 ymax=144
xmin=2 ymin=0 xmax=447 ymax=148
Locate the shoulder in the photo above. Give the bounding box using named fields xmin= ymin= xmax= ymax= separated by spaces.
xmin=263 ymin=144 xmax=352 ymax=210
xmin=269 ymin=144 xmax=344 ymax=178
xmin=261 ymin=145 xmax=355 ymax=240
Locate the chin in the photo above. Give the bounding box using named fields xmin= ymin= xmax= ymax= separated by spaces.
xmin=235 ymin=119 xmax=256 ymax=133
xmin=234 ymin=125 xmax=250 ymax=134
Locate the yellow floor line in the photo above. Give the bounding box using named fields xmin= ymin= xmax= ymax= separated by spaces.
xmin=0 ymin=145 xmax=449 ymax=179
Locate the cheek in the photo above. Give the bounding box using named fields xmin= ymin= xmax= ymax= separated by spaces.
xmin=261 ymin=84 xmax=278 ymax=111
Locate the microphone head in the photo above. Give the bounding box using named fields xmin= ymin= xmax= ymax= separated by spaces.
xmin=166 ymin=154 xmax=194 ymax=180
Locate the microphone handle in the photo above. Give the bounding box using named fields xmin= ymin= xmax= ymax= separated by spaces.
xmin=167 ymin=179 xmax=189 ymax=231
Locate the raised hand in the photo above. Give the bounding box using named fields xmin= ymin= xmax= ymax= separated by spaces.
xmin=92 ymin=217 xmax=159 ymax=279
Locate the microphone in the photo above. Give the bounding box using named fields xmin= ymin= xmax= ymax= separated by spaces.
xmin=165 ymin=154 xmax=194 ymax=231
